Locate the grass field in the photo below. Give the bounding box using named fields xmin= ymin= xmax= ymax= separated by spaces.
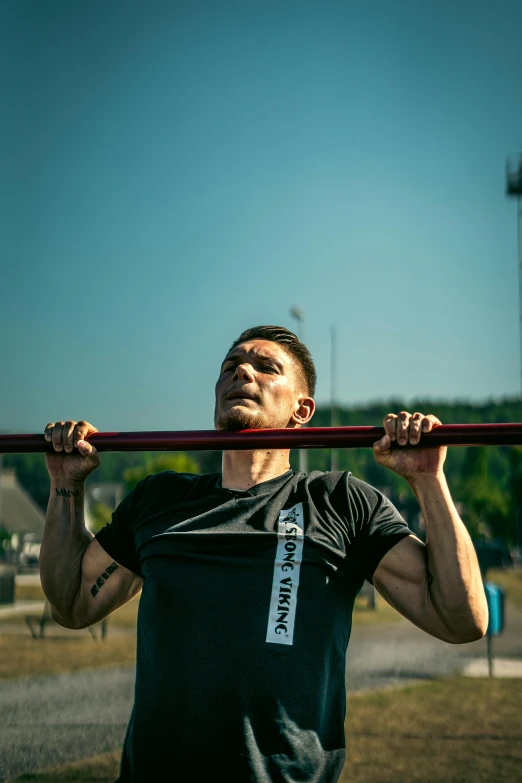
xmin=14 ymin=584 xmax=47 ymax=602
xmin=341 ymin=677 xmax=522 ymax=783
xmin=352 ymin=592 xmax=402 ymax=625
xmin=0 ymin=632 xmax=136 ymax=680
xmin=8 ymin=584 xmax=140 ymax=628
xmin=0 ymin=591 xmax=139 ymax=679
xmin=7 ymin=678 xmax=522 ymax=783
xmin=13 ymin=584 xmax=140 ymax=626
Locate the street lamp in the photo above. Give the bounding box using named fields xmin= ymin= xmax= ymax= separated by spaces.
xmin=289 ymin=306 xmax=304 ymax=340
xmin=506 ymin=150 xmax=522 ymax=392
xmin=506 ymin=149 xmax=522 ymax=555
xmin=289 ymin=306 xmax=308 ymax=474
xmin=330 ymin=324 xmax=338 ymax=471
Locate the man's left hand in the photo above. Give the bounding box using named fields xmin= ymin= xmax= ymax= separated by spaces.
xmin=373 ymin=411 xmax=447 ymax=483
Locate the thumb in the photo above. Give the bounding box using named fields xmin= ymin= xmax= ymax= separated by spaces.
xmin=373 ymin=434 xmax=391 ymax=454
xmin=76 ymin=440 xmax=98 ymax=460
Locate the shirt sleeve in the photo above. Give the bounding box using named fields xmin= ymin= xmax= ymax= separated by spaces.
xmin=347 ymin=474 xmax=413 ymax=583
xmin=94 ymin=479 xmax=147 ymax=577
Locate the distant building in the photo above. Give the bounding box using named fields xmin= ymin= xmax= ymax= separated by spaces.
xmin=0 ymin=468 xmax=45 ymax=540
xmin=86 ymin=483 xmax=124 ymax=510
xmin=0 ymin=468 xmax=45 ymax=564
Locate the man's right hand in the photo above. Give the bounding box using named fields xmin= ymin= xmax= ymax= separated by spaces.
xmin=44 ymin=420 xmax=101 ymax=484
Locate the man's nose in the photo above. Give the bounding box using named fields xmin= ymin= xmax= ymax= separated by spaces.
xmin=233 ymin=362 xmax=255 ymax=381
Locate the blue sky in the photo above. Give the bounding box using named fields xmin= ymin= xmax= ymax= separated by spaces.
xmin=1 ymin=0 xmax=522 ymax=433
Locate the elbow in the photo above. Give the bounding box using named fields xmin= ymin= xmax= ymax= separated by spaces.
xmin=449 ymin=626 xmax=487 ymax=644
xmin=447 ymin=613 xmax=489 ymax=644
xmin=440 ymin=592 xmax=490 ymax=644
xmin=49 ymin=604 xmax=86 ymax=630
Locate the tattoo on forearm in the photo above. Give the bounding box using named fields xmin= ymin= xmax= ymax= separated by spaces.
xmin=55 ymin=488 xmax=80 ymax=498
xmin=90 ymin=562 xmax=119 ymax=598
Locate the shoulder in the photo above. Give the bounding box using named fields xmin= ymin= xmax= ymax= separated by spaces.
xmin=303 ymin=469 xmax=348 ymax=493
xmin=304 ymin=470 xmax=381 ymax=499
xmin=303 ymin=470 xmax=394 ymax=517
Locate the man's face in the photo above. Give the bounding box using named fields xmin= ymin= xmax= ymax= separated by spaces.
xmin=214 ymin=339 xmax=309 ymax=431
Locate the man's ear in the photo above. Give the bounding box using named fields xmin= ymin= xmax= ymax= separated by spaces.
xmin=292 ymin=396 xmax=315 ymax=426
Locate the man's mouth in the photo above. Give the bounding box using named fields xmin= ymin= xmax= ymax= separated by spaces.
xmin=225 ymin=391 xmax=258 ymax=403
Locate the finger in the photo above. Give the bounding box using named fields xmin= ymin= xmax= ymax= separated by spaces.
xmin=51 ymin=422 xmax=65 ymax=452
xmin=383 ymin=414 xmax=398 ymax=442
xmin=44 ymin=423 xmax=55 ymax=441
xmin=409 ymin=412 xmax=423 ymax=445
xmin=63 ymin=420 xmax=76 ymax=453
xmin=421 ymin=415 xmax=442 ymax=433
xmin=397 ymin=411 xmax=411 ymax=445
xmin=74 ymin=420 xmax=98 ymax=448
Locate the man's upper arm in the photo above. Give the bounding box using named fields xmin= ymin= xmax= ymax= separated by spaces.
xmin=67 ymin=538 xmax=143 ymax=629
xmin=372 ymin=534 xmax=456 ymax=641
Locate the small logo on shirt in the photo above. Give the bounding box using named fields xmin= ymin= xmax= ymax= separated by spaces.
xmin=266 ymin=503 xmax=304 ymax=646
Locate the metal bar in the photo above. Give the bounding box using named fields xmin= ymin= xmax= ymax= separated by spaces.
xmin=1 ymin=423 xmax=522 ymax=454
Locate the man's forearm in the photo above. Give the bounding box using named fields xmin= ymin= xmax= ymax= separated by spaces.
xmin=40 ymin=480 xmax=93 ymax=622
xmin=409 ymin=473 xmax=488 ymax=640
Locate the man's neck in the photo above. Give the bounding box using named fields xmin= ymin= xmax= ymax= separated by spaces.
xmin=221 ymin=449 xmax=292 ymax=490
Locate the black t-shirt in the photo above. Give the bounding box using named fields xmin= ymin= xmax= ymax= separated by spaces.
xmin=95 ymin=469 xmax=412 ymax=783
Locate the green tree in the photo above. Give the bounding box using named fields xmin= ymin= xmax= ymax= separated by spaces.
xmin=455 ymin=447 xmax=509 ymax=541
xmin=123 ymin=453 xmax=199 ymax=494
xmin=88 ymin=502 xmax=114 ymax=534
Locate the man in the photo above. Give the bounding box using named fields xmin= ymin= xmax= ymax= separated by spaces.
xmin=40 ymin=325 xmax=488 ymax=783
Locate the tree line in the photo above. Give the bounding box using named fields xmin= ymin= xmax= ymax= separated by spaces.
xmin=2 ymin=396 xmax=521 ymax=546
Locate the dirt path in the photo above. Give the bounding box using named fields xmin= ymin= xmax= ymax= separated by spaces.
xmin=0 ymin=666 xmax=134 ymax=782
xmin=346 ymin=600 xmax=522 ymax=691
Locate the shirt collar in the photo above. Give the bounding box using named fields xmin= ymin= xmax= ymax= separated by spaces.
xmin=214 ymin=470 xmax=294 ymax=497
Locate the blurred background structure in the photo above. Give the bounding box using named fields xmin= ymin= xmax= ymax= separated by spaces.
xmin=0 ymin=468 xmax=44 ymax=570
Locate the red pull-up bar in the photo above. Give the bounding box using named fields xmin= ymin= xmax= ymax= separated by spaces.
xmin=1 ymin=423 xmax=522 ymax=454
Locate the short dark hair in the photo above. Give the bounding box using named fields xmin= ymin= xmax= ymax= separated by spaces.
xmin=228 ymin=325 xmax=317 ymax=397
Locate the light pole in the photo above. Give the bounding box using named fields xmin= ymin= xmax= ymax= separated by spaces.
xmin=506 ymin=149 xmax=522 ymax=553
xmin=289 ymin=306 xmax=304 ymax=340
xmin=506 ymin=150 xmax=522 ymax=393
xmin=330 ymin=324 xmax=338 ymax=471
xmin=289 ymin=306 xmax=308 ymax=474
